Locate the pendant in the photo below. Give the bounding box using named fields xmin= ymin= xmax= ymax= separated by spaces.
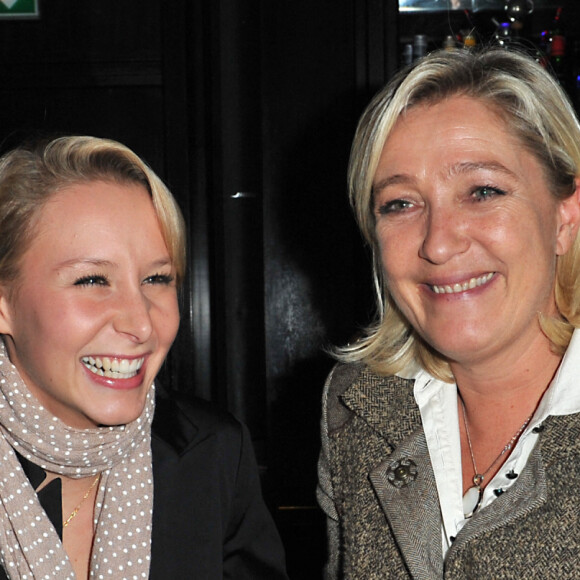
xmin=462 ymin=485 xmax=483 ymax=519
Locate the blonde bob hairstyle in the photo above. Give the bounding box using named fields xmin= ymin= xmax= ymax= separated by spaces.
xmin=341 ymin=47 xmax=580 ymax=382
xmin=0 ymin=135 xmax=186 ymax=289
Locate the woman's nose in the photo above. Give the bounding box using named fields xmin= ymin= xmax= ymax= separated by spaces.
xmin=419 ymin=206 xmax=470 ymax=265
xmin=112 ymin=289 xmax=153 ymax=343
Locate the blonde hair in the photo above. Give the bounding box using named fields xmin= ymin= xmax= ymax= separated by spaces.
xmin=0 ymin=135 xmax=186 ymax=287
xmin=341 ymin=47 xmax=580 ymax=381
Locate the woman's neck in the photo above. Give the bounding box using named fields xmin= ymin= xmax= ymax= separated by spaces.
xmin=451 ymin=331 xmax=563 ymax=413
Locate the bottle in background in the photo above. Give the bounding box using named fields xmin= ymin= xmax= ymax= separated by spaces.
xmin=443 ymin=35 xmax=457 ymax=51
xmin=401 ymin=43 xmax=413 ymax=67
xmin=413 ymin=34 xmax=427 ymax=60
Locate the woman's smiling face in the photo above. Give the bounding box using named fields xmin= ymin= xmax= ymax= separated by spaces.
xmin=0 ymin=180 xmax=180 ymax=428
xmin=373 ymin=95 xmax=579 ymax=369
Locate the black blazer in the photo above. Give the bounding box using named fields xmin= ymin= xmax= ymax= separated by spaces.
xmin=150 ymin=390 xmax=288 ymax=579
xmin=0 ymin=390 xmax=288 ymax=580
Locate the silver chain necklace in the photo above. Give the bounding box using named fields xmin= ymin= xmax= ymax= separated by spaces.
xmin=461 ymin=399 xmax=533 ymax=519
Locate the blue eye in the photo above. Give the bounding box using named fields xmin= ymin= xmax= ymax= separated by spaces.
xmin=376 ymin=199 xmax=413 ymax=215
xmin=472 ymin=186 xmax=506 ymax=201
xmin=73 ymin=275 xmax=109 ymax=287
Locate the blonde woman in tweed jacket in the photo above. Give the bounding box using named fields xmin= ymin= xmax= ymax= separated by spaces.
xmin=317 ymin=47 xmax=580 ymax=578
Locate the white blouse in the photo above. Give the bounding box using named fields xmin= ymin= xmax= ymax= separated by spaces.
xmin=404 ymin=328 xmax=580 ymax=556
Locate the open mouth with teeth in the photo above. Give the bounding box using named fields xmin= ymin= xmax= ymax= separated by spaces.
xmin=82 ymin=356 xmax=145 ymax=379
xmin=431 ymin=272 xmax=495 ymax=295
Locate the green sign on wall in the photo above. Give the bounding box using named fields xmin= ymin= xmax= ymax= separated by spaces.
xmin=0 ymin=0 xmax=39 ymax=18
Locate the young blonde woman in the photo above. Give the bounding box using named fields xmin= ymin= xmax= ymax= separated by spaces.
xmin=0 ymin=136 xmax=288 ymax=579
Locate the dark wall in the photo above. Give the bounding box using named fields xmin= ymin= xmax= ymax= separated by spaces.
xmin=190 ymin=3 xmax=393 ymax=576
xmin=0 ymin=2 xmax=164 ymax=162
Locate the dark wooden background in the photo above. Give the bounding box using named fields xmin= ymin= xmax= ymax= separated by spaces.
xmin=1 ymin=1 xmax=575 ymax=577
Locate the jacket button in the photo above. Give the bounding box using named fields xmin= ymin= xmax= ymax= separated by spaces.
xmin=386 ymin=458 xmax=418 ymax=488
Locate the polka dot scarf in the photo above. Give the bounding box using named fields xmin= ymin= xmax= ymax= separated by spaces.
xmin=0 ymin=342 xmax=154 ymax=579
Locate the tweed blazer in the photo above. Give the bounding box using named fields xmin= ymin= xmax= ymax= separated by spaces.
xmin=317 ymin=362 xmax=580 ymax=579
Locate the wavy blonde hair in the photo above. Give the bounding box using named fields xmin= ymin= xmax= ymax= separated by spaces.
xmin=340 ymin=47 xmax=580 ymax=381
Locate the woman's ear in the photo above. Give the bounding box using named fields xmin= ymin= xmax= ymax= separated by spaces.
xmin=0 ymin=289 xmax=14 ymax=336
xmin=556 ymin=178 xmax=580 ymax=256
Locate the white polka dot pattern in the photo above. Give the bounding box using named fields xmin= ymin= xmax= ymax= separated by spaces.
xmin=0 ymin=342 xmax=154 ymax=579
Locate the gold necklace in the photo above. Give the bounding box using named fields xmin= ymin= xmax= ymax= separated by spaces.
xmin=62 ymin=473 xmax=101 ymax=529
xmin=461 ymin=400 xmax=532 ymax=519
